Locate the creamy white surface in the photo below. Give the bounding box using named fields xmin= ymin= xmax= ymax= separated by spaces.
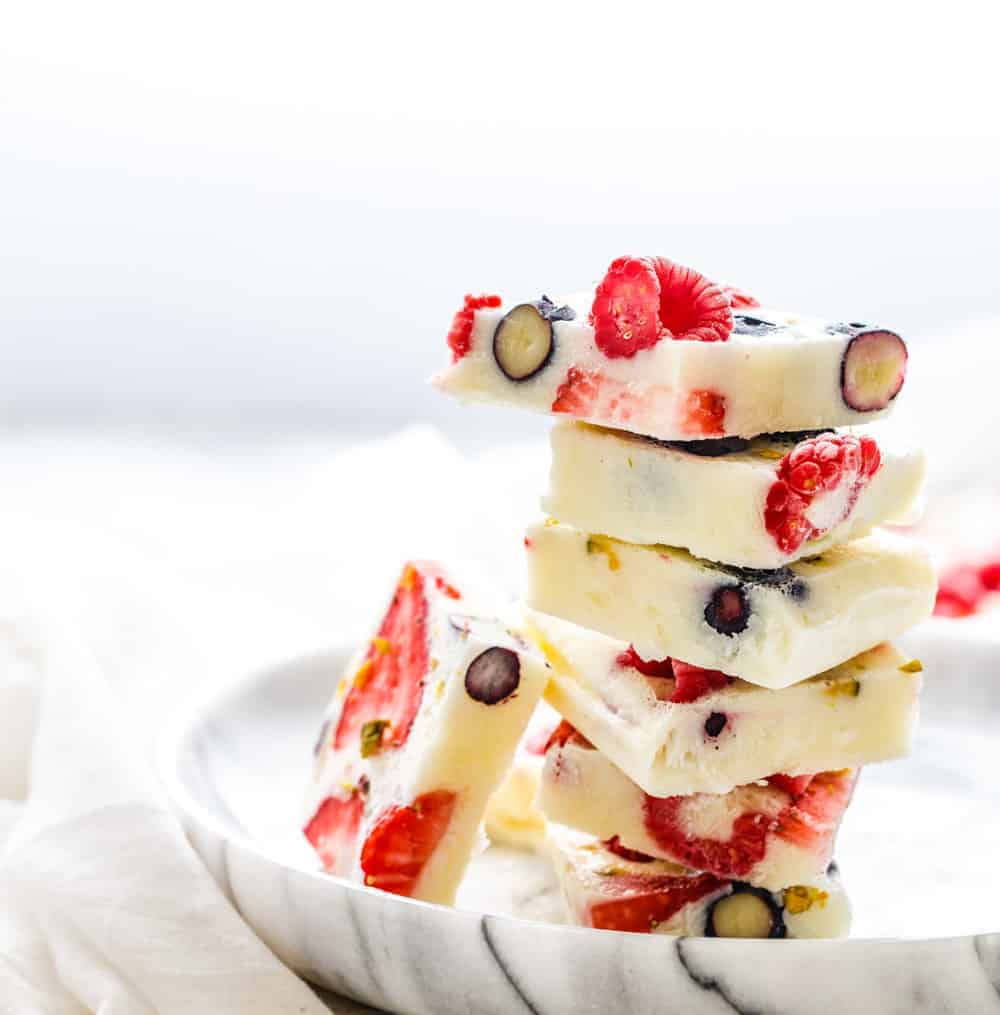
xmin=434 ymin=299 xmax=897 ymax=440
xmin=526 ymin=522 xmax=936 ymax=688
xmin=543 ymin=422 xmax=926 ymax=568
xmin=524 ymin=610 xmax=921 ymax=796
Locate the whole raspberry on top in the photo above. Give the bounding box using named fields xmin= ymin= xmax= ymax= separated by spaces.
xmin=764 ymin=433 xmax=881 ymax=555
xmin=446 ymin=293 xmax=502 ymax=362
xmin=590 ymin=256 xmax=733 ymax=358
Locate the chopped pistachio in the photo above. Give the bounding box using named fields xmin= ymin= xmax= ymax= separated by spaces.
xmin=585 ymin=534 xmax=621 ymax=571
xmin=899 ymin=659 xmax=923 ymax=674
xmin=353 ymin=659 xmax=374 ymax=689
xmin=360 ymin=718 xmax=390 ymax=758
xmin=544 ymin=517 xmax=560 ymax=528
xmin=824 ymin=676 xmax=861 ymax=699
xmin=784 ymin=885 xmax=829 ymax=914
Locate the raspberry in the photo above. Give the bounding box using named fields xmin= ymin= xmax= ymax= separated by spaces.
xmin=669 ymin=660 xmax=731 ymax=703
xmin=616 ymin=645 xmax=674 ymax=678
xmin=979 ymin=559 xmax=1000 ymax=591
xmin=764 ymin=434 xmax=881 ymax=555
xmin=721 ymin=284 xmax=761 ymax=309
xmin=303 ymin=792 xmax=363 ymax=873
xmin=446 ymin=293 xmax=501 ymax=363
xmin=359 ymin=789 xmax=457 ymax=897
xmin=681 ymin=389 xmax=727 ymax=436
xmin=934 ymin=564 xmax=983 ymax=618
xmin=590 ymin=255 xmax=733 ymax=359
xmin=334 ymin=562 xmax=432 ymax=754
xmin=551 ymin=365 xmax=603 ymax=416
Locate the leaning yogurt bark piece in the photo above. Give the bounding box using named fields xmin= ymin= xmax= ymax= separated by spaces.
xmin=302 ymin=562 xmax=548 ymax=905
xmin=546 ymin=826 xmax=851 ymax=938
xmin=522 ymin=609 xmax=922 ymax=797
xmin=525 ymin=521 xmax=935 ymax=688
xmin=544 ymin=422 xmax=926 ymax=568
xmin=483 ymin=702 xmax=560 ymax=850
xmin=432 ymin=255 xmax=908 ymax=441
xmin=540 ymin=722 xmax=857 ymax=891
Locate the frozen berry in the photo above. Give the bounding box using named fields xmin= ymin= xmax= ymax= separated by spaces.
xmin=616 ymin=645 xmax=674 ymax=678
xmin=536 ymin=294 xmax=576 ymax=322
xmin=979 ymin=559 xmax=1000 ymax=591
xmin=732 ymin=314 xmax=779 ymax=337
xmin=590 ymin=255 xmax=733 ymax=358
xmin=767 ymin=773 xmax=814 ymax=797
xmin=669 ymin=660 xmax=730 ymax=703
xmin=492 ymin=303 xmax=555 ymax=381
xmin=359 ymin=789 xmax=457 ymax=897
xmin=588 ymin=872 xmax=723 ymax=933
xmin=663 ymin=435 xmax=751 ymax=457
xmin=464 ymin=647 xmax=521 ymax=704
xmin=764 ymin=433 xmax=881 ymax=555
xmin=706 ymin=884 xmax=786 ymax=938
xmin=334 ymin=563 xmax=431 ymax=754
xmin=604 ymin=837 xmax=656 ymax=863
xmin=934 ymin=564 xmax=983 ymax=618
xmin=704 ymin=712 xmax=727 ymax=737
xmin=681 ymin=389 xmax=727 ymax=436
xmin=544 ymin=719 xmax=593 ymax=752
xmin=446 ymin=293 xmax=501 ymax=363
xmin=704 ymin=584 xmax=750 ymax=636
xmin=303 ymin=792 xmax=363 ymax=872
xmin=840 ymin=329 xmax=908 ymax=412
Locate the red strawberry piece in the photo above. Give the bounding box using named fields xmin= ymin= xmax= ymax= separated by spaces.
xmin=767 ymin=773 xmax=815 ymax=798
xmin=643 ymin=770 xmax=855 ymax=880
xmin=721 ymin=285 xmax=761 ymax=309
xmin=334 ymin=563 xmax=431 ymax=755
xmin=525 ymin=720 xmax=560 ymax=757
xmin=587 ymin=871 xmax=724 ymax=933
xmin=304 ymin=792 xmax=363 ymax=872
xmin=446 ymin=293 xmax=502 ymax=363
xmin=544 ymin=720 xmax=593 ymax=753
xmin=616 ymin=645 xmax=674 ymax=679
xmin=433 ymin=575 xmax=462 ymax=600
xmin=359 ymin=789 xmax=457 ymax=897
xmin=764 ymin=434 xmax=880 ymax=556
xmin=934 ymin=565 xmax=983 ymax=618
xmin=681 ymin=389 xmax=727 ymax=436
xmin=604 ymin=836 xmax=657 ymax=863
xmin=590 ymin=256 xmax=733 ymax=359
xmin=773 ymin=769 xmax=858 ymax=850
xmin=590 ymin=257 xmax=663 ymax=358
xmin=669 ymin=660 xmax=731 ymax=703
xmin=650 ymin=257 xmax=733 ymax=344
xmin=551 ymin=365 xmax=603 ymax=416
xmin=979 ymin=559 xmax=1000 ymax=592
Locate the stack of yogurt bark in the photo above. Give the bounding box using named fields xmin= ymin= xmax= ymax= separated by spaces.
xmin=302 ymin=253 xmax=936 ymax=941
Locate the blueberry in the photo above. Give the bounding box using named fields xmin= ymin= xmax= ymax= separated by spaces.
xmin=711 ymin=563 xmax=809 ymax=603
xmin=662 ymin=436 xmax=752 ymax=457
xmin=733 ymin=314 xmax=780 ymax=337
xmin=536 ymin=294 xmax=576 ymax=322
xmin=706 ymin=884 xmax=786 ymax=939
xmin=464 ymin=647 xmax=521 ymax=705
xmin=704 ymin=712 xmax=727 ymax=737
xmin=704 ymin=584 xmax=750 ymax=635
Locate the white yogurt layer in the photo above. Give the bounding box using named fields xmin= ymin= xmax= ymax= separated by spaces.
xmin=543 ymin=422 xmax=926 ymax=568
xmin=525 ymin=521 xmax=935 ymax=688
xmin=523 ymin=610 xmax=922 ymax=797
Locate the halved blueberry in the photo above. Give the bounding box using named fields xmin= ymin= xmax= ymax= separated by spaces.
xmin=706 ymin=884 xmax=786 ymax=938
xmin=704 ymin=584 xmax=750 ymax=635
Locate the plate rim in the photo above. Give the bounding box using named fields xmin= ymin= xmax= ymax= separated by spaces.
xmin=156 ymin=642 xmax=1000 ymax=952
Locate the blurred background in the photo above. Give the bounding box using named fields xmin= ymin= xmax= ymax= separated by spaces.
xmin=1 ymin=1 xmax=999 ymax=650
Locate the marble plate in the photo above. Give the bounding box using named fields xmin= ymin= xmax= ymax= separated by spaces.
xmin=158 ymin=625 xmax=1000 ymax=1015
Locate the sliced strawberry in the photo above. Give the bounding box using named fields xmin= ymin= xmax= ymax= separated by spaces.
xmin=669 ymin=660 xmax=730 ymax=703
xmin=590 ymin=256 xmax=733 ymax=359
xmin=544 ymin=719 xmax=593 ymax=753
xmin=650 ymin=257 xmax=733 ymax=344
xmin=616 ymin=645 xmax=674 ymax=679
xmin=767 ymin=773 xmax=815 ymax=798
xmin=303 ymin=792 xmax=363 ymax=873
xmin=587 ymin=871 xmax=723 ymax=932
xmin=446 ymin=293 xmax=502 ymax=363
xmin=590 ymin=256 xmax=662 ymax=358
xmin=359 ymin=789 xmax=457 ymax=897
xmin=525 ymin=720 xmax=560 ymax=757
xmin=773 ymin=769 xmax=858 ymax=850
xmin=680 ymin=389 xmax=726 ymax=436
xmin=334 ymin=563 xmax=431 ymax=755
xmin=604 ymin=836 xmax=656 ymax=863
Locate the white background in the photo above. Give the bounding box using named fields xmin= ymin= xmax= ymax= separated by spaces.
xmin=2 ymin=1 xmax=999 ymax=441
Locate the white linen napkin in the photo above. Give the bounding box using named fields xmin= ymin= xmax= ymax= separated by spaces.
xmin=0 ymin=425 xmax=545 ymax=1014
